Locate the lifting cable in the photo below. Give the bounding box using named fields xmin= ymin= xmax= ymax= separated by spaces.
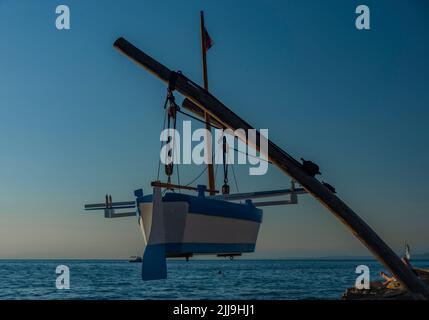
xmin=231 ymin=164 xmax=240 ymax=193
xmin=156 ymin=103 xmax=168 ymax=181
xmin=158 ymin=72 xmax=181 ymax=188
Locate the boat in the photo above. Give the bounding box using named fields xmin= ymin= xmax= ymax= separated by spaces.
xmin=85 ymin=182 xmax=303 ymax=280
xmin=136 ymin=185 xmax=262 ymax=280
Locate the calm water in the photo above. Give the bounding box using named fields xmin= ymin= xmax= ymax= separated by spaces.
xmin=0 ymin=259 xmax=428 ymax=300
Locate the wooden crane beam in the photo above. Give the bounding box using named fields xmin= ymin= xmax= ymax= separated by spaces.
xmin=113 ymin=37 xmax=429 ymax=298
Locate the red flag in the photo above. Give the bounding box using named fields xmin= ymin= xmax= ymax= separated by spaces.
xmin=204 ymin=27 xmax=213 ymax=51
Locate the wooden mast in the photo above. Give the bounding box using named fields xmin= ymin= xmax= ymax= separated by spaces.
xmin=200 ymin=11 xmax=216 ymax=195
xmin=113 ymin=37 xmax=429 ymax=298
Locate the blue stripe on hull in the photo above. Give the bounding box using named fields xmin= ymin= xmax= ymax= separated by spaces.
xmin=164 ymin=193 xmax=262 ymax=223
xmin=134 ymin=188 xmax=263 ymax=223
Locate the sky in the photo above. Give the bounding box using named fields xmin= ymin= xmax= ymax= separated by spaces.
xmin=0 ymin=0 xmax=428 ymax=259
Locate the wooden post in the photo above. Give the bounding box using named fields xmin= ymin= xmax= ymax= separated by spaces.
xmin=200 ymin=11 xmax=216 ymax=195
xmin=113 ymin=37 xmax=429 ymax=298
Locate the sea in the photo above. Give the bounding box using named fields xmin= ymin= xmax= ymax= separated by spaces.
xmin=1 ymin=259 xmax=428 ymax=300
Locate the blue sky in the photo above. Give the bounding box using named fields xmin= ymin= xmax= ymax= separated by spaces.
xmin=0 ymin=0 xmax=428 ymax=258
